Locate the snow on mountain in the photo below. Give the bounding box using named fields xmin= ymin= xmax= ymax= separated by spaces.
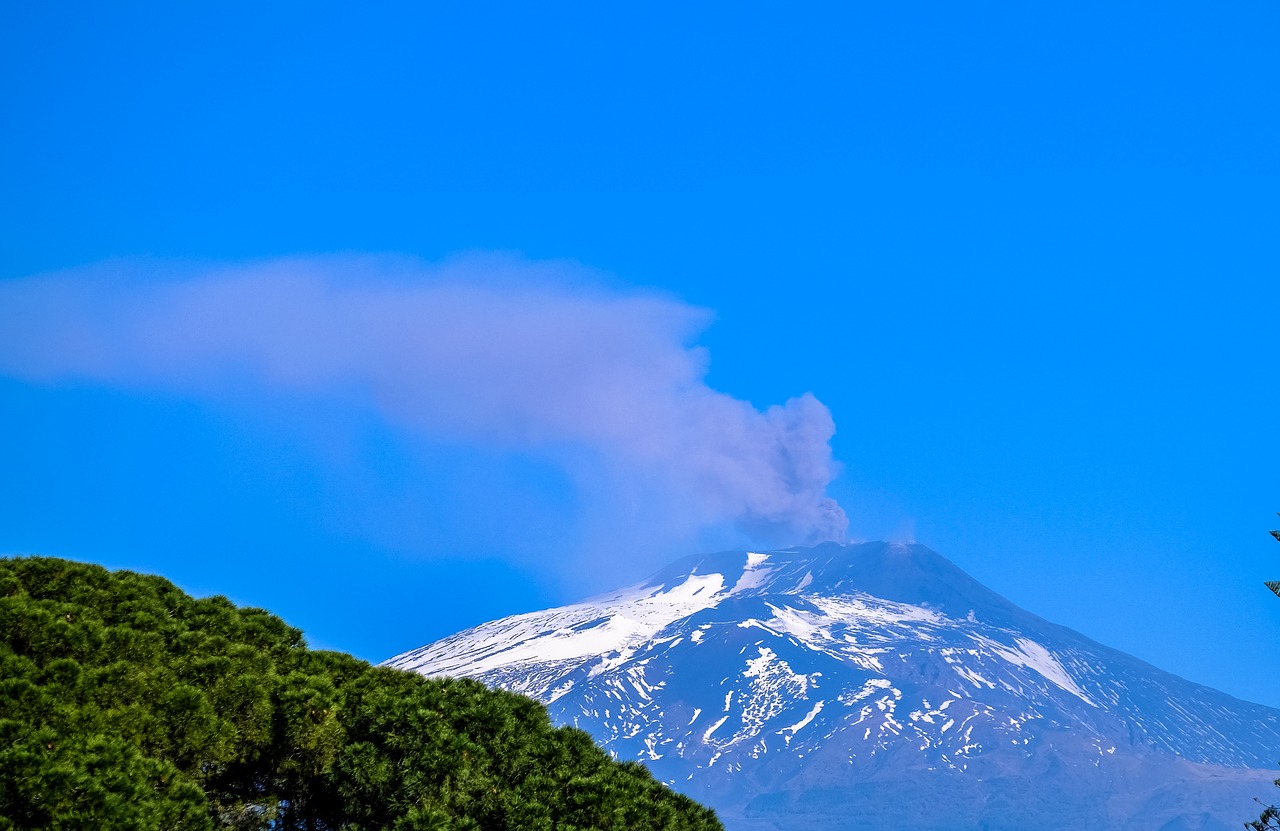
xmin=386 ymin=542 xmax=1280 ymax=831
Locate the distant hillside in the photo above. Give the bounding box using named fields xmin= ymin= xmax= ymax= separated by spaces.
xmin=0 ymin=556 xmax=722 ymax=831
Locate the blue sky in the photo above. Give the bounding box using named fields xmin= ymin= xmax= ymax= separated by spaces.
xmin=2 ymin=2 xmax=1278 ymax=708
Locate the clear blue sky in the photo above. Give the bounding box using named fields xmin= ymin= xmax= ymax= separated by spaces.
xmin=2 ymin=2 xmax=1278 ymax=708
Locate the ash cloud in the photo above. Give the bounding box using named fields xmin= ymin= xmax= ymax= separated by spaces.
xmin=0 ymin=254 xmax=847 ymax=550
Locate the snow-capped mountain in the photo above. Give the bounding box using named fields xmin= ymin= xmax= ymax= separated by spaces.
xmin=386 ymin=542 xmax=1280 ymax=831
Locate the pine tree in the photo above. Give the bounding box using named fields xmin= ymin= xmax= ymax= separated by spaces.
xmin=1268 ymin=524 xmax=1280 ymax=599
xmin=1248 ymin=519 xmax=1280 ymax=831
xmin=0 ymin=556 xmax=725 ymax=831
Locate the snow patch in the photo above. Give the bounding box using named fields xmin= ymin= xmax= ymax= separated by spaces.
xmin=386 ymin=571 xmax=728 ymax=684
xmin=731 ymin=552 xmax=774 ymax=594
xmin=779 ymin=700 xmax=826 ymax=745
xmin=978 ymin=635 xmax=1096 ymax=706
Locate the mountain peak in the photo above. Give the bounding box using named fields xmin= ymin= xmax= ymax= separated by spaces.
xmin=647 ymin=541 xmax=1018 ymax=623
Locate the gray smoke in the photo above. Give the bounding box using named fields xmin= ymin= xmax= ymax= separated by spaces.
xmin=0 ymin=254 xmax=847 ymax=546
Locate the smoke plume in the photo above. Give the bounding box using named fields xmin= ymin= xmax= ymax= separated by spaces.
xmin=0 ymin=254 xmax=847 ymax=550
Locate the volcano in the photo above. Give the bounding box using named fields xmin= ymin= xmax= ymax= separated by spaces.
xmin=386 ymin=542 xmax=1280 ymax=831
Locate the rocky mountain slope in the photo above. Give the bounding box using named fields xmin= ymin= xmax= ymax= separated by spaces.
xmin=386 ymin=542 xmax=1280 ymax=831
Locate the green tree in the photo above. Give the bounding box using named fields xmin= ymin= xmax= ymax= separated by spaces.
xmin=1248 ymin=519 xmax=1280 ymax=831
xmin=0 ymin=556 xmax=723 ymax=831
xmin=1267 ymin=523 xmax=1280 ymax=599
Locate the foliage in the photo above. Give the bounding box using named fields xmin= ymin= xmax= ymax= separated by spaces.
xmin=1248 ymin=801 xmax=1280 ymax=831
xmin=1249 ymin=521 xmax=1280 ymax=830
xmin=0 ymin=556 xmax=723 ymax=831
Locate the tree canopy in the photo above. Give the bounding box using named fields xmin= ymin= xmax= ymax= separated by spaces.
xmin=1267 ymin=524 xmax=1280 ymax=599
xmin=1247 ymin=520 xmax=1280 ymax=831
xmin=0 ymin=556 xmax=723 ymax=831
